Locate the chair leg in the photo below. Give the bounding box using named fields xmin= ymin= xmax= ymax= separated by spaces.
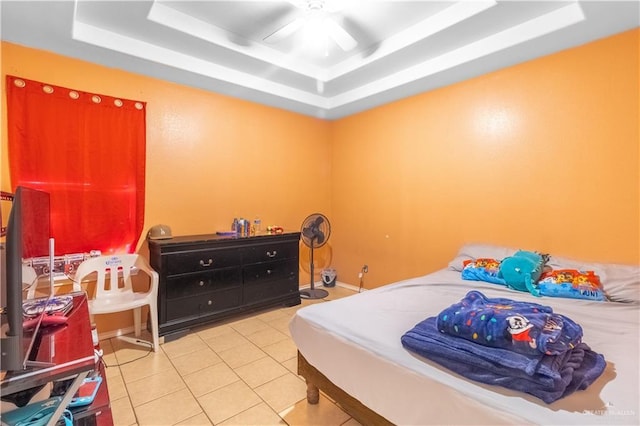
xmin=133 ymin=307 xmax=142 ymax=337
xmin=149 ymin=303 xmax=160 ymax=352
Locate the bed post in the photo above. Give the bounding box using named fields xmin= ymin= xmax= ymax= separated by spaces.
xmin=297 ymin=351 xmax=319 ymax=403
xmin=297 ymin=351 xmax=393 ymax=425
xmin=306 ymin=382 xmax=320 ymax=404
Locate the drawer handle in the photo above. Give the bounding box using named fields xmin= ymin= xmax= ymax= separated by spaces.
xmin=267 ymin=269 xmax=272 ymax=275
xmin=198 ymin=280 xmax=205 ymax=287
xmin=207 ymin=300 xmax=213 ymax=306
xmin=200 ymin=259 xmax=213 ymax=267
xmin=266 ymin=250 xmax=277 ymax=258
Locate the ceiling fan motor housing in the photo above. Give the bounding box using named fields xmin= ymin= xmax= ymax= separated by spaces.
xmin=307 ymin=1 xmax=325 ymax=12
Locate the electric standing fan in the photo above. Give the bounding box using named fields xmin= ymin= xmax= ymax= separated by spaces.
xmin=300 ymin=213 xmax=331 ymax=299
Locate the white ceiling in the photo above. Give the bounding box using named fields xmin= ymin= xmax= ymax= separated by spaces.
xmin=1 ymin=1 xmax=638 ymax=120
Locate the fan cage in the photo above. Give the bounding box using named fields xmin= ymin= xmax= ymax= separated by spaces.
xmin=300 ymin=213 xmax=331 ymax=299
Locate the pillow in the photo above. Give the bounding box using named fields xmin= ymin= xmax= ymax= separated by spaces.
xmin=547 ymin=255 xmax=639 ymax=303
xmin=447 ymin=243 xmax=517 ymax=272
xmin=448 ymin=244 xmax=639 ymax=303
xmin=537 ymin=269 xmax=606 ymax=301
xmin=461 ymin=258 xmax=505 ymax=285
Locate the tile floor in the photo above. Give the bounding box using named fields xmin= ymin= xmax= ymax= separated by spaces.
xmin=100 ymin=285 xmax=362 ymax=426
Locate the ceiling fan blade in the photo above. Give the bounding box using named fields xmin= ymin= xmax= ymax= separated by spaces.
xmin=264 ymin=17 xmax=304 ymax=43
xmin=286 ymin=0 xmax=306 ymax=8
xmin=325 ymin=18 xmax=357 ymax=51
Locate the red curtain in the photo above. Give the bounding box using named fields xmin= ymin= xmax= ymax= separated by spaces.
xmin=6 ymin=76 xmax=146 ymax=255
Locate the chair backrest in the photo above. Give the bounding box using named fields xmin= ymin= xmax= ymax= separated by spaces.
xmin=23 ymin=264 xmax=39 ymax=299
xmin=74 ymin=254 xmax=149 ymax=299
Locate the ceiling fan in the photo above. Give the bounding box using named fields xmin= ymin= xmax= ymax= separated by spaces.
xmin=263 ymin=0 xmax=358 ymax=52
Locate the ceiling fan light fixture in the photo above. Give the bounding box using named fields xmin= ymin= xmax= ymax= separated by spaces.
xmin=307 ymin=0 xmax=325 ymax=12
xmin=303 ymin=15 xmax=331 ymax=56
xmin=265 ymin=0 xmax=358 ymax=54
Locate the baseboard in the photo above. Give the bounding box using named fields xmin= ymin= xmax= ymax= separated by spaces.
xmin=97 ymin=324 xmax=141 ymax=341
xmin=336 ymin=281 xmax=365 ymax=292
xmin=98 ymin=282 xmax=366 ymax=341
xmin=299 ymin=280 xmax=365 ymax=292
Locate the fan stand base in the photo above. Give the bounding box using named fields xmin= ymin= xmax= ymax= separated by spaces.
xmin=300 ymin=288 xmax=329 ymax=299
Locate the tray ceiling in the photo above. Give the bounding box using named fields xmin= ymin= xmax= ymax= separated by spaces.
xmin=1 ymin=1 xmax=638 ymax=119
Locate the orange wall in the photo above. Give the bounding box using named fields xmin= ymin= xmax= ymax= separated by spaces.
xmin=330 ymin=28 xmax=640 ymax=288
xmin=1 ymin=41 xmax=331 ymax=333
xmin=2 ymin=29 xmax=639 ymax=321
xmin=1 ymin=41 xmax=331 ymax=250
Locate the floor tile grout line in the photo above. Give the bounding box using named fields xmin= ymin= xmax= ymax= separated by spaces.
xmin=205 ymin=303 xmax=316 ymax=422
xmin=205 ymin=338 xmax=304 ymax=424
xmin=161 ymin=333 xmax=218 ymax=426
xmin=158 ymin=322 xmax=289 ymax=426
xmin=110 ymin=342 xmax=140 ymax=426
xmin=193 ymin=326 xmax=299 ymax=424
xmin=107 ymin=289 xmax=356 ymax=425
xmin=110 ymin=333 xmax=211 ymax=426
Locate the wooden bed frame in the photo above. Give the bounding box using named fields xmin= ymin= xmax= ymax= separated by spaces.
xmin=297 ymin=351 xmax=394 ymax=426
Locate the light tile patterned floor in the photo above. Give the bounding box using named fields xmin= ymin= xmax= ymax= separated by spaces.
xmin=101 ymin=285 xmax=361 ymax=425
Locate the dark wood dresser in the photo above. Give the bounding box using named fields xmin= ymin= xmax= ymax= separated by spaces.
xmin=148 ymin=232 xmax=301 ymax=339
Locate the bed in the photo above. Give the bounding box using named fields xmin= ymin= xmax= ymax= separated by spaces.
xmin=289 ymin=244 xmax=640 ymax=425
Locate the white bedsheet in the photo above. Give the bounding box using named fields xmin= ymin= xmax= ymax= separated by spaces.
xmin=290 ymin=269 xmax=640 ymax=425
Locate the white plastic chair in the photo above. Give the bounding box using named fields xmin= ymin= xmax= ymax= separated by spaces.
xmin=74 ymin=254 xmax=160 ymax=352
xmin=23 ymin=264 xmax=39 ymax=299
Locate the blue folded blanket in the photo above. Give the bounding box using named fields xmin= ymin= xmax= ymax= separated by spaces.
xmin=436 ymin=290 xmax=583 ymax=356
xmin=401 ymin=317 xmax=606 ymax=403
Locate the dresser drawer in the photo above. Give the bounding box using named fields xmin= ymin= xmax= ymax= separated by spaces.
xmin=243 ymin=241 xmax=299 ymax=264
xmin=165 ymin=249 xmax=242 ymax=275
xmin=165 ymin=287 xmax=242 ymax=321
xmin=243 ymin=274 xmax=299 ymax=305
xmin=166 ymin=267 xmax=241 ymax=299
xmin=243 ymin=259 xmax=298 ymax=284
xmin=150 ymin=232 xmax=301 ymax=337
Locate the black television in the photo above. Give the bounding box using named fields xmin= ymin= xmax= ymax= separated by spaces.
xmin=1 ymin=186 xmax=52 ymax=372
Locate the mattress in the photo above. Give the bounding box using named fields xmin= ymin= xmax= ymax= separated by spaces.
xmin=290 ymin=265 xmax=639 ymax=425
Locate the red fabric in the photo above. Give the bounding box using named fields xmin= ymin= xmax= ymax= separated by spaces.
xmin=6 ymin=76 xmax=146 ymax=255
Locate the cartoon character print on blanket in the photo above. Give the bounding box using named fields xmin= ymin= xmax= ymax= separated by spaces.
xmin=402 ymin=316 xmax=605 ymax=404
xmin=436 ymin=291 xmax=583 ymax=356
